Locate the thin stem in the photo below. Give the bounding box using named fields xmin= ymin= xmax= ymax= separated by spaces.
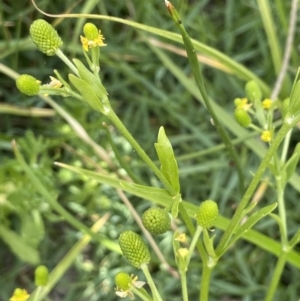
xmin=165 ymin=0 xmax=245 ymax=195
xmin=216 ymin=120 xmax=293 ymax=256
xmin=186 ymin=226 xmax=203 ymax=266
xmin=55 ymin=49 xmax=79 ymax=76
xmin=280 ymin=129 xmax=292 ymax=164
xmin=131 ymin=286 xmax=153 ymax=301
xmin=264 ymin=251 xmax=288 ymax=301
xmin=107 ymin=109 xmax=177 ymax=196
xmin=140 ymin=263 xmax=163 ymax=301
xmin=179 ymin=270 xmax=189 ymax=301
xmin=199 ymin=264 xmax=213 ymax=301
xmin=271 ymin=0 xmax=299 ymax=100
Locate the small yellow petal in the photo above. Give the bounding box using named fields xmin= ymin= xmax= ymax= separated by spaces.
xmin=10 ymin=289 xmax=30 ymax=301
xmin=262 ymin=98 xmax=273 ymax=109
xmin=260 ymin=130 xmax=272 ymax=142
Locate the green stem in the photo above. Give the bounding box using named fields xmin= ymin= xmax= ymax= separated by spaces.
xmin=107 ymin=109 xmax=177 ymax=196
xmin=166 ymin=1 xmax=245 ymax=195
xmin=264 ymin=251 xmax=288 ymax=301
xmin=179 ymin=270 xmax=189 ymax=301
xmin=55 ymin=49 xmax=79 ymax=76
xmin=140 ymin=263 xmax=163 ymax=301
xmin=186 ymin=226 xmax=203 ymax=266
xmin=179 ymin=203 xmax=208 ymax=262
xmin=131 ymin=286 xmax=153 ymax=301
xmin=199 ymin=264 xmax=213 ymax=301
xmin=216 ymin=120 xmax=293 ymax=256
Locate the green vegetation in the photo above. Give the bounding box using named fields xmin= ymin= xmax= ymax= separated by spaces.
xmin=1 ymin=1 xmax=300 ymax=300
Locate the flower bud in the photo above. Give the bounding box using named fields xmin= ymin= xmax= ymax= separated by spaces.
xmin=118 ymin=231 xmax=151 ymax=268
xmin=234 ymin=108 xmax=252 ymax=127
xmin=245 ymin=80 xmax=262 ymax=102
xmin=83 ymin=23 xmax=99 ymax=40
xmin=34 ymin=265 xmax=49 ymax=287
xmin=30 ymin=19 xmax=63 ymax=56
xmin=196 ymin=200 xmax=219 ymax=228
xmin=115 ymin=272 xmax=132 ymax=291
xmin=142 ymin=207 xmax=171 ymax=235
xmin=16 ymin=74 xmax=40 ymax=96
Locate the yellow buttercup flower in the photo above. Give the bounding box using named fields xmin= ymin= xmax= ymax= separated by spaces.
xmin=234 ymin=97 xmax=252 ymax=111
xmin=9 ymin=288 xmax=30 ymax=301
xmin=260 ymin=130 xmax=272 ymax=142
xmin=262 ymin=98 xmax=273 ymax=109
xmin=80 ymin=23 xmax=106 ymax=52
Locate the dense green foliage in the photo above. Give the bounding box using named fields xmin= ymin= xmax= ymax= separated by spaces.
xmin=1 ymin=1 xmax=300 ymax=301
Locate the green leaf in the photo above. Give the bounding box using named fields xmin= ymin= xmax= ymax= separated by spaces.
xmin=69 ymin=74 xmax=105 ymax=113
xmin=289 ymin=229 xmax=300 ymax=249
xmin=281 ymin=143 xmax=300 ymax=185
xmin=72 ymin=59 xmax=108 ymax=103
xmin=227 ymin=202 xmax=277 ymax=252
xmin=289 ymin=80 xmax=300 ymax=114
xmin=203 ymin=228 xmax=217 ymax=258
xmin=21 ymin=210 xmax=45 ymax=248
xmin=0 ymin=224 xmax=40 ymax=264
xmin=154 ymin=127 xmax=180 ymax=193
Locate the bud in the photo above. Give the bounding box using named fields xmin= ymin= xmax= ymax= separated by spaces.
xmin=142 ymin=207 xmax=171 ymax=235
xmin=83 ymin=23 xmax=99 ymax=40
xmin=234 ymin=108 xmax=252 ymax=127
xmin=34 ymin=265 xmax=49 ymax=287
xmin=115 ymin=272 xmax=132 ymax=291
xmin=118 ymin=231 xmax=151 ymax=268
xmin=16 ymin=74 xmax=41 ymax=96
xmin=30 ymin=19 xmax=63 ymax=56
xmin=245 ymin=80 xmax=262 ymax=102
xmin=196 ymin=200 xmax=219 ymax=228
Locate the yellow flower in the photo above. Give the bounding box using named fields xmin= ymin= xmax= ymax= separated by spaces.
xmin=80 ymin=30 xmax=106 ymax=52
xmin=234 ymin=97 xmax=252 ymax=111
xmin=115 ymin=274 xmax=145 ymax=299
xmin=9 ymin=288 xmax=30 ymax=301
xmin=262 ymin=98 xmax=273 ymax=109
xmin=47 ymin=76 xmax=62 ymax=88
xmin=260 ymin=130 xmax=272 ymax=142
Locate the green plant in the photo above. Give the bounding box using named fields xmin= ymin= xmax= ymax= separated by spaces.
xmin=1 ymin=0 xmax=300 ymax=300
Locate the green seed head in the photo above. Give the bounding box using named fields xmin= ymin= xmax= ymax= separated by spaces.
xmin=196 ymin=200 xmax=219 ymax=228
xmin=115 ymin=272 xmax=132 ymax=291
xmin=118 ymin=231 xmax=151 ymax=268
xmin=142 ymin=207 xmax=171 ymax=235
xmin=30 ymin=19 xmax=63 ymax=56
xmin=34 ymin=265 xmax=49 ymax=287
xmin=16 ymin=74 xmax=41 ymax=96
xmin=83 ymin=23 xmax=99 ymax=40
xmin=234 ymin=108 xmax=252 ymax=128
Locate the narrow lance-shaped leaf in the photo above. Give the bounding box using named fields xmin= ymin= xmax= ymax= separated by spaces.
xmin=224 ymin=202 xmax=277 ymax=255
xmin=154 ymin=126 xmax=180 ymax=194
xmin=281 ymin=143 xmax=300 ymax=185
xmin=69 ymin=74 xmax=105 ymax=114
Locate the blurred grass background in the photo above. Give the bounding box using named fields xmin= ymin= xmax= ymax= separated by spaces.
xmin=1 ymin=0 xmax=300 ymax=300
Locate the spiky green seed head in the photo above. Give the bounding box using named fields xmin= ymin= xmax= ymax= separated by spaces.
xmin=34 ymin=265 xmax=49 ymax=286
xmin=196 ymin=200 xmax=219 ymax=228
xmin=142 ymin=207 xmax=171 ymax=235
xmin=16 ymin=74 xmax=41 ymax=96
xmin=245 ymin=80 xmax=262 ymax=102
xmin=115 ymin=272 xmax=132 ymax=291
xmin=234 ymin=108 xmax=252 ymax=127
xmin=30 ymin=19 xmax=63 ymax=56
xmin=118 ymin=231 xmax=151 ymax=268
xmin=83 ymin=23 xmax=99 ymax=40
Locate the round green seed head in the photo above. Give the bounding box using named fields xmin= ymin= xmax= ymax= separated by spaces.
xmin=30 ymin=19 xmax=63 ymax=56
xmin=142 ymin=207 xmax=171 ymax=235
xmin=196 ymin=200 xmax=219 ymax=228
xmin=115 ymin=272 xmax=132 ymax=291
xmin=234 ymin=108 xmax=252 ymax=127
xmin=16 ymin=74 xmax=40 ymax=96
xmin=83 ymin=23 xmax=99 ymax=40
xmin=118 ymin=231 xmax=151 ymax=268
xmin=34 ymin=265 xmax=49 ymax=286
